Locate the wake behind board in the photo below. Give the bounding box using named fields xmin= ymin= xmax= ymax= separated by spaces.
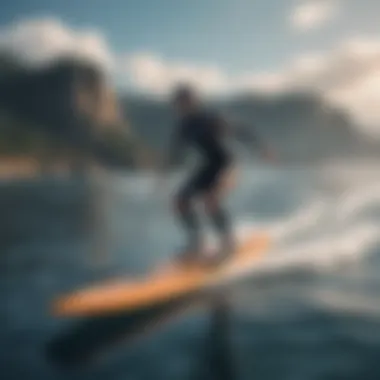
xmin=53 ymin=232 xmax=270 ymax=317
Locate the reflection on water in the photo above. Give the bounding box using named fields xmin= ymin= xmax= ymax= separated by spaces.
xmin=47 ymin=291 xmax=238 ymax=379
xmin=192 ymin=293 xmax=237 ymax=380
xmin=47 ymin=294 xmax=200 ymax=369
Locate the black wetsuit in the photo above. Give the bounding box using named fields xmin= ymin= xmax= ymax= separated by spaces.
xmin=171 ymin=110 xmax=233 ymax=200
xmin=169 ymin=109 xmax=259 ymax=259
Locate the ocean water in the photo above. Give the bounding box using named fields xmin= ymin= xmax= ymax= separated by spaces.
xmin=1 ymin=162 xmax=380 ymax=380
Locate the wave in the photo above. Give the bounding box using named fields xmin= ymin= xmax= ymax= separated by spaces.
xmin=225 ymin=170 xmax=380 ymax=279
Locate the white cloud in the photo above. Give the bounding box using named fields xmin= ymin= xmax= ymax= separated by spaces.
xmin=290 ymin=0 xmax=339 ymax=31
xmin=241 ymin=36 xmax=380 ymax=136
xmin=124 ymin=36 xmax=380 ymax=137
xmin=125 ymin=53 xmax=228 ymax=96
xmin=0 ymin=17 xmax=113 ymax=69
xmin=1 ymin=17 xmax=380 ymax=137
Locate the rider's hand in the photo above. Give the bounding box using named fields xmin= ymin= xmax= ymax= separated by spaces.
xmin=261 ymin=146 xmax=278 ymax=163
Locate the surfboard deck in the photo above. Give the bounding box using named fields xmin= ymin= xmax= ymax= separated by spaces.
xmin=52 ymin=232 xmax=270 ymax=317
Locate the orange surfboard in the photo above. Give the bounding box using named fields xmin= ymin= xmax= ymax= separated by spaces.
xmin=52 ymin=232 xmax=270 ymax=317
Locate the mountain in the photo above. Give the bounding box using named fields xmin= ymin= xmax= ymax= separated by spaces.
xmin=0 ymin=54 xmax=135 ymax=169
xmin=121 ymin=92 xmax=378 ymax=164
xmin=0 ymin=51 xmax=377 ymax=169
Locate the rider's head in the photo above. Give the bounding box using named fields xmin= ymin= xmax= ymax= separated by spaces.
xmin=171 ymin=83 xmax=199 ymax=115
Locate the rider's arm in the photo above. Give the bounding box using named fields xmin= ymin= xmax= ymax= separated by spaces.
xmin=219 ymin=116 xmax=276 ymax=160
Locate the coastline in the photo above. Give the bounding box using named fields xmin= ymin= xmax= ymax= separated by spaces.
xmin=0 ymin=156 xmax=83 ymax=180
xmin=0 ymin=157 xmax=41 ymax=180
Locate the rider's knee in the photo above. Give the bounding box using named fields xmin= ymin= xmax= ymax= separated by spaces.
xmin=204 ymin=194 xmax=219 ymax=215
xmin=174 ymin=195 xmax=190 ymax=214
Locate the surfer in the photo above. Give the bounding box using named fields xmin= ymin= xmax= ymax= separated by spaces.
xmin=161 ymin=84 xmax=275 ymax=266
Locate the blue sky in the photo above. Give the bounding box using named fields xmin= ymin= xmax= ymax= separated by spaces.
xmin=1 ymin=0 xmax=379 ymax=73
xmin=0 ymin=0 xmax=380 ymax=134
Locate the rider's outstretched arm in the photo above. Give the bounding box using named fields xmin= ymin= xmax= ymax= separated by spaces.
xmin=219 ymin=117 xmax=276 ymax=161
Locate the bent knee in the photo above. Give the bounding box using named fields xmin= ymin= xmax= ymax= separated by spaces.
xmin=173 ymin=194 xmax=191 ymax=214
xmin=203 ymin=194 xmax=220 ymax=214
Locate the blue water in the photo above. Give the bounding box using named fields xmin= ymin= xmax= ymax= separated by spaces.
xmin=1 ymin=162 xmax=380 ymax=380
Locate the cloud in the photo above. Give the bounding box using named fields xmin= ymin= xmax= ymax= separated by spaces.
xmin=239 ymin=37 xmax=380 ymax=136
xmin=297 ymin=38 xmax=380 ymax=135
xmin=0 ymin=17 xmax=113 ymax=69
xmin=1 ymin=17 xmax=380 ymax=137
xmin=125 ymin=53 xmax=228 ymax=96
xmin=124 ymin=36 xmax=380 ymax=137
xmin=290 ymin=0 xmax=339 ymax=31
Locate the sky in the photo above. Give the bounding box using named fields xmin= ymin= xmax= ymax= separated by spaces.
xmin=0 ymin=0 xmax=380 ymax=135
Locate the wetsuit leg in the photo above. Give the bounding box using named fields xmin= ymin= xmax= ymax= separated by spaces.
xmin=174 ymin=171 xmax=204 ymax=255
xmin=175 ymin=163 xmax=234 ymax=261
xmin=209 ymin=203 xmax=234 ymax=258
xmin=202 ymin=164 xmax=235 ymax=258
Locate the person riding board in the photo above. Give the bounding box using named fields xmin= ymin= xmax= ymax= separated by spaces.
xmin=161 ymin=84 xmax=276 ymax=266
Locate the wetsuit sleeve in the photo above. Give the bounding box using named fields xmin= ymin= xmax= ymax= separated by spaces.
xmin=209 ymin=114 xmax=233 ymax=138
xmin=213 ymin=114 xmax=262 ymax=148
xmin=234 ymin=123 xmax=261 ymax=146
